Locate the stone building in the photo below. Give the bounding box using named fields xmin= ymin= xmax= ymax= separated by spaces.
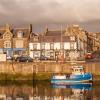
xmin=65 ymin=25 xmax=87 ymax=59
xmin=0 ymin=24 xmax=32 ymax=59
xmin=95 ymin=32 xmax=100 ymax=50
xmin=87 ymin=32 xmax=100 ymax=52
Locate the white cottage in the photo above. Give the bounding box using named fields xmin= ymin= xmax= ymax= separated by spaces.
xmin=29 ymin=25 xmax=87 ymax=61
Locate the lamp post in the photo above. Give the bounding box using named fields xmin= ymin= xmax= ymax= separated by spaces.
xmin=55 ymin=49 xmax=59 ymax=62
xmin=11 ymin=35 xmax=15 ymax=73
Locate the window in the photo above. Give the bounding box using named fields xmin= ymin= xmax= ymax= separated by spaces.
xmin=70 ymin=36 xmax=75 ymax=41
xmin=41 ymin=43 xmax=45 ymax=49
xmin=41 ymin=51 xmax=45 ymax=56
xmin=4 ymin=41 xmax=11 ymax=48
xmin=17 ymin=31 xmax=23 ymax=38
xmin=16 ymin=40 xmax=23 ymax=48
xmin=34 ymin=37 xmax=38 ymax=42
xmin=33 ymin=44 xmax=37 ymax=50
xmin=50 ymin=43 xmax=54 ymax=49
xmin=70 ymin=42 xmax=74 ymax=49
xmin=50 ymin=52 xmax=54 ymax=57
xmin=14 ymin=50 xmax=23 ymax=55
xmin=61 ymin=43 xmax=64 ymax=49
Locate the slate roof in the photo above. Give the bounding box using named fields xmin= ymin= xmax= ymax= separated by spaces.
xmin=39 ymin=36 xmax=73 ymax=42
xmin=0 ymin=25 xmax=31 ymax=39
xmin=30 ymin=28 xmax=76 ymax=43
xmin=13 ymin=28 xmax=30 ymax=38
xmin=0 ymin=29 xmax=6 ymax=38
xmin=45 ymin=30 xmax=66 ymax=36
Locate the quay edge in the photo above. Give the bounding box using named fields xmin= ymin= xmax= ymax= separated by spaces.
xmin=0 ymin=62 xmax=99 ymax=81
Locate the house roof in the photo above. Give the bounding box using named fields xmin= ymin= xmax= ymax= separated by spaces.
xmin=0 ymin=24 xmax=31 ymax=39
xmin=30 ymin=28 xmax=76 ymax=43
xmin=45 ymin=30 xmax=66 ymax=36
xmin=0 ymin=24 xmax=12 ymax=38
xmin=13 ymin=28 xmax=30 ymax=38
xmin=0 ymin=29 xmax=6 ymax=38
xmin=30 ymin=36 xmax=73 ymax=43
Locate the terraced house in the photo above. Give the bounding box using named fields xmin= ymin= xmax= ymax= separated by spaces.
xmin=0 ymin=24 xmax=32 ymax=60
xmin=1 ymin=24 xmax=98 ymax=61
xmin=29 ymin=25 xmax=88 ymax=61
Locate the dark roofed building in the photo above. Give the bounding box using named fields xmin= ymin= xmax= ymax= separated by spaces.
xmin=40 ymin=27 xmax=76 ymax=43
xmin=29 ymin=26 xmax=85 ymax=61
xmin=29 ymin=25 xmax=89 ymax=61
xmin=44 ymin=28 xmax=66 ymax=36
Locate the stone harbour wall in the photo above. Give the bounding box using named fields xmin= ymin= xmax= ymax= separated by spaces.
xmin=0 ymin=62 xmax=99 ymax=75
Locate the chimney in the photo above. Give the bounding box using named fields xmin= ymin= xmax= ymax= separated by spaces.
xmin=5 ymin=23 xmax=10 ymax=31
xmin=29 ymin=24 xmax=32 ymax=33
xmin=44 ymin=26 xmax=48 ymax=35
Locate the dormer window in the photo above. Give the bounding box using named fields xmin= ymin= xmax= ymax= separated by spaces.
xmin=34 ymin=36 xmax=38 ymax=42
xmin=17 ymin=31 xmax=23 ymax=38
xmin=3 ymin=32 xmax=11 ymax=39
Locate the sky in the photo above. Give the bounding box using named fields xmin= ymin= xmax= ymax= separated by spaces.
xmin=0 ymin=0 xmax=100 ymax=33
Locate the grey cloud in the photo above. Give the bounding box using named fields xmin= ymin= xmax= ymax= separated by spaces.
xmin=0 ymin=0 xmax=100 ymax=32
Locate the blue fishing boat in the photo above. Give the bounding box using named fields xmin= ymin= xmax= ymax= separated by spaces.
xmin=51 ymin=65 xmax=92 ymax=84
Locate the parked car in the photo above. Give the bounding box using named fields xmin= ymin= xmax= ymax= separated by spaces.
xmin=39 ymin=56 xmax=54 ymax=60
xmin=85 ymin=53 xmax=93 ymax=59
xmin=39 ymin=56 xmax=49 ymax=60
xmin=15 ymin=56 xmax=33 ymax=62
xmin=86 ymin=50 xmax=100 ymax=62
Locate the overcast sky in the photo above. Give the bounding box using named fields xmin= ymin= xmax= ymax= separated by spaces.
xmin=0 ymin=0 xmax=100 ymax=32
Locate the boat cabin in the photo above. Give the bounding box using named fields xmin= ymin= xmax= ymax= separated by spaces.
xmin=52 ymin=73 xmax=66 ymax=79
xmin=71 ymin=66 xmax=85 ymax=75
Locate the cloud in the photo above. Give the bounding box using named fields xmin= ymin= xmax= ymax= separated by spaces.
xmin=0 ymin=0 xmax=100 ymax=32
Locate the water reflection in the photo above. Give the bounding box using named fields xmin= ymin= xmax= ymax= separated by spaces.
xmin=0 ymin=81 xmax=100 ymax=100
xmin=33 ymin=82 xmax=93 ymax=100
xmin=52 ymin=83 xmax=92 ymax=100
xmin=0 ymin=81 xmax=33 ymax=100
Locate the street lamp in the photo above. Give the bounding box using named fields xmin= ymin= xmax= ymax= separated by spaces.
xmin=55 ymin=48 xmax=59 ymax=62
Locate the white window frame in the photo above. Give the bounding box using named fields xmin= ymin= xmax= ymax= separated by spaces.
xmin=41 ymin=43 xmax=45 ymax=50
xmin=4 ymin=41 xmax=11 ymax=48
xmin=50 ymin=43 xmax=54 ymax=50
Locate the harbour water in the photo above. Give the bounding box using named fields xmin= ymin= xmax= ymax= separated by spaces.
xmin=0 ymin=81 xmax=100 ymax=100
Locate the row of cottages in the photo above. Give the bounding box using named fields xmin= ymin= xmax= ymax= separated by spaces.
xmin=0 ymin=24 xmax=32 ymax=59
xmin=29 ymin=25 xmax=88 ymax=60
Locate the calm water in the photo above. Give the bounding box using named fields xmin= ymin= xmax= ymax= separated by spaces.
xmin=0 ymin=81 xmax=100 ymax=100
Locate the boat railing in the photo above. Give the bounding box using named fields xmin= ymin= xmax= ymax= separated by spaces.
xmin=52 ymin=74 xmax=70 ymax=79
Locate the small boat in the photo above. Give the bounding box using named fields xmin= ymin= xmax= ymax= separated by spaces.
xmin=51 ymin=65 xmax=92 ymax=84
